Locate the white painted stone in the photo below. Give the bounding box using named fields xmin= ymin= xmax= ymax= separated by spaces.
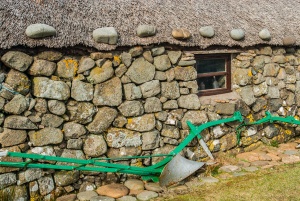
xmin=259 ymin=28 xmax=271 ymax=40
xmin=230 ymin=29 xmax=245 ymax=40
xmin=199 ymin=26 xmax=215 ymax=38
xmin=93 ymin=27 xmax=118 ymax=45
xmin=25 ymin=24 xmax=56 ymax=39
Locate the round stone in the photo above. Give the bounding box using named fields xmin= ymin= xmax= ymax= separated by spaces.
xmin=144 ymin=182 xmax=163 ymax=192
xmin=259 ymin=28 xmax=271 ymax=40
xmin=124 ymin=179 xmax=144 ymax=191
xmin=96 ymin=183 xmax=129 ymax=198
xmin=136 ymin=190 xmax=158 ymax=201
xmin=77 ymin=191 xmax=98 ymax=201
xmin=199 ymin=26 xmax=215 ymax=38
xmin=230 ymin=29 xmax=245 ymax=40
xmin=283 ymin=36 xmax=296 ymax=46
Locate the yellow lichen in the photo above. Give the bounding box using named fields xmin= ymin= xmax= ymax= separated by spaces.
xmin=246 ymin=114 xmax=255 ymax=123
xmin=91 ymin=67 xmax=104 ymax=75
xmin=248 ymin=69 xmax=253 ymax=77
xmin=114 ymin=55 xmax=121 ymax=65
xmin=127 ymin=118 xmax=133 ymax=124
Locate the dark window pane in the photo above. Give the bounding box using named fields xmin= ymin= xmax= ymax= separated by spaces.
xmin=197 ymin=75 xmax=226 ymax=90
xmin=196 ymin=58 xmax=226 ymax=74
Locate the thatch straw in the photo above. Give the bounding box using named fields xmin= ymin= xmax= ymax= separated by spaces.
xmin=1 ymin=0 xmax=300 ymax=50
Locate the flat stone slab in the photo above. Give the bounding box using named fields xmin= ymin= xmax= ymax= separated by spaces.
xmin=219 ymin=165 xmax=241 ymax=173
xmin=200 ymin=176 xmax=219 ymax=183
xmin=136 ymin=190 xmax=158 ymax=201
xmin=243 ymin=166 xmax=259 ymax=172
xmin=77 ymin=191 xmax=98 ymax=201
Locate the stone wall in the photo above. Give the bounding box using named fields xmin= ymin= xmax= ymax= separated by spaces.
xmin=0 ymin=45 xmax=298 ymax=200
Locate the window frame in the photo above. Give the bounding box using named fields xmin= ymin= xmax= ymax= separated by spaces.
xmin=194 ymin=54 xmax=232 ymax=96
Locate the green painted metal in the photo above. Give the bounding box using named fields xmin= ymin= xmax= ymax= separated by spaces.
xmin=0 ymin=111 xmax=243 ymax=181
xmin=236 ymin=111 xmax=300 ymax=144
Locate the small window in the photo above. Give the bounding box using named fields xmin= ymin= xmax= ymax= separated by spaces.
xmin=195 ymin=54 xmax=231 ymax=96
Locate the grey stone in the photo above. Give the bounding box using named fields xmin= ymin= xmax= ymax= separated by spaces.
xmin=199 ymin=26 xmax=215 ymax=38
xmin=212 ymin=126 xmax=226 ymax=138
xmin=63 ymin=122 xmax=86 ymax=139
xmin=126 ymin=58 xmax=155 ymax=84
xmin=165 ymin=68 xmax=175 ymax=82
xmin=91 ymin=196 xmax=116 ymax=201
xmin=181 ymin=111 xmax=208 ymax=129
xmin=140 ymin=80 xmax=160 ymax=98
xmin=29 ymin=59 xmax=57 ymax=76
xmin=167 ymin=51 xmax=182 ymax=64
xmin=174 ymin=66 xmax=197 ymax=81
xmin=259 ymin=28 xmax=271 ymax=40
xmin=286 ymin=75 xmax=296 ymax=84
xmin=0 ymin=173 xmax=16 ymax=189
xmin=178 ymin=60 xmax=196 ymax=66
xmin=0 ymin=146 xmax=22 ymax=173
xmin=0 ymin=128 xmax=27 ymax=147
xmin=120 ymin=52 xmax=132 ymax=67
xmin=137 ymin=25 xmax=156 ymax=37
xmin=144 ymin=97 xmax=162 ymax=113
xmin=106 ymin=128 xmax=142 ymax=148
xmin=177 ymin=94 xmax=200 ymax=109
xmin=215 ymin=103 xmax=235 ymax=115
xmin=33 ymin=77 xmax=70 ymax=100
xmin=38 ymin=176 xmax=54 ymax=196
xmin=121 ymin=75 xmax=131 ymax=83
xmin=239 ymin=86 xmax=256 ymax=105
xmin=126 ymin=114 xmax=156 ymax=132
xmin=87 ymin=107 xmax=118 ymax=134
xmin=243 ymin=166 xmax=259 ymax=172
xmin=34 ymin=98 xmax=47 ymax=113
xmin=219 ymin=165 xmax=241 ymax=172
xmin=263 ymin=63 xmax=280 ymax=77
xmin=179 ymin=81 xmax=198 ymax=93
xmin=144 ymin=183 xmax=163 ymax=193
xmin=143 ymin=51 xmax=154 ymax=63
xmin=1 ymin=51 xmax=33 ymax=72
xmin=161 ymin=81 xmax=180 ymax=99
xmin=56 ymin=58 xmax=78 ymax=79
xmin=272 ymin=55 xmax=286 ymax=63
xmin=118 ymin=101 xmax=144 ymax=117
xmin=4 ymin=115 xmax=37 ymax=129
xmin=151 ymin=47 xmax=165 ymax=56
xmin=67 ymin=101 xmax=96 ymax=124
xmin=162 ymin=125 xmax=180 ymax=139
xmin=59 ymin=149 xmax=85 ymax=165
xmin=253 ymin=82 xmax=268 ymax=97
xmin=48 ymin=100 xmax=66 ymax=115
xmin=4 ymin=94 xmax=29 ymax=114
xmin=268 ymin=86 xmax=280 ymax=98
xmin=78 ymin=57 xmax=95 ymax=73
xmin=154 ymin=111 xmax=168 ymax=121
xmin=25 ymin=23 xmax=56 ymax=38
xmin=41 ymin=113 xmax=64 ymax=127
xmin=136 ymin=190 xmax=158 ymax=201
xmin=200 ymin=177 xmax=219 ymax=183
xmin=286 ymin=55 xmax=298 ymax=65
xmin=154 ymin=71 xmax=167 ymax=81
xmin=56 ymin=194 xmax=77 ymax=201
xmin=83 ymin=135 xmax=107 ymax=157
xmin=67 ymin=139 xmax=83 ymax=149
xmin=54 ymin=170 xmax=80 ymax=187
xmin=93 ymin=77 xmax=122 ymax=106
xmin=123 ymin=83 xmax=142 ymax=101
xmin=29 ymin=127 xmax=63 ymax=146
xmin=153 ymin=55 xmax=171 ymax=71
xmin=29 ymin=146 xmax=56 ymax=157
xmin=230 ymin=29 xmax=245 ymax=40
xmin=77 ymin=191 xmax=99 ymax=201
xmin=180 ymin=87 xmax=189 ymax=94
xmin=269 ymin=99 xmax=282 ymax=112
xmin=87 ymin=61 xmax=114 ymax=84
xmin=113 ymin=115 xmax=127 ymax=128
xmin=142 ymin=130 xmax=160 ymax=150
xmin=129 ymin=46 xmax=143 ymax=57
xmin=115 ymin=64 xmax=127 ymax=78
xmin=252 ymin=56 xmax=266 ymax=70
xmin=17 ymin=168 xmax=43 ymax=185
xmin=117 ymin=196 xmax=136 ymax=201
xmin=252 ymin=98 xmax=267 ymax=112
xmin=11 ymin=185 xmax=28 ymax=201
xmin=234 ymin=68 xmax=252 ymax=86
xmin=71 ymin=80 xmax=94 ymax=101
xmin=5 ymin=70 xmax=31 ymax=95
xmin=264 ymin=124 xmax=279 ymax=139
xmin=93 ymin=27 xmax=118 ymax=45
xmin=163 ymin=100 xmax=178 ymax=109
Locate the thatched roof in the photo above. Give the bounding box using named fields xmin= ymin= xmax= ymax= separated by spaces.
xmin=1 ymin=0 xmax=300 ymax=50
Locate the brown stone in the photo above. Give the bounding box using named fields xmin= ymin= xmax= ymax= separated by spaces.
xmin=172 ymin=28 xmax=191 ymax=40
xmin=283 ymin=36 xmax=296 ymax=46
xmin=236 ymin=152 xmax=260 ymax=162
xmin=96 ymin=183 xmax=129 ymax=198
xmin=56 ymin=194 xmax=77 ymax=201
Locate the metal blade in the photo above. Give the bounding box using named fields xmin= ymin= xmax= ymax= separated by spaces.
xmin=159 ymin=154 xmax=205 ymax=187
xmin=199 ymin=139 xmax=214 ymax=160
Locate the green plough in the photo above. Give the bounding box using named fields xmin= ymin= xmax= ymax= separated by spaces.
xmin=0 ymin=111 xmax=299 ymax=186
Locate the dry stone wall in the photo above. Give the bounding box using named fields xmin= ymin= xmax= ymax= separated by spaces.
xmin=0 ymin=45 xmax=299 ymax=200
